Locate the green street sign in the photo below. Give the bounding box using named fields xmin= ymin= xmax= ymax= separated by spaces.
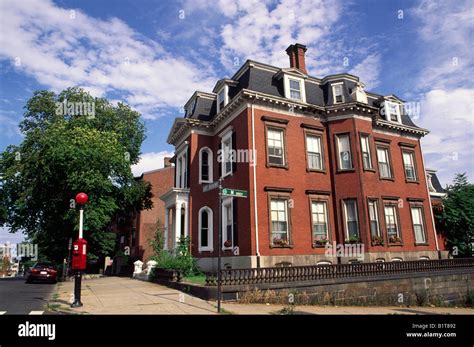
xmin=222 ymin=188 xmax=248 ymax=198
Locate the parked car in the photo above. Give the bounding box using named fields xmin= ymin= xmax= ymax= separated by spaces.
xmin=26 ymin=262 xmax=58 ymax=284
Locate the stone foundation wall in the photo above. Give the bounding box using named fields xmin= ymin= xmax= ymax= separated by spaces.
xmin=237 ymin=272 xmax=474 ymax=306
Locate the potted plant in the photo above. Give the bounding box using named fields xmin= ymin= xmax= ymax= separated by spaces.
xmin=388 ymin=235 xmax=403 ymax=244
xmin=273 ymin=238 xmax=289 ymax=247
xmin=345 ymin=236 xmax=361 ymax=244
xmin=371 ymin=236 xmax=384 ymax=246
xmin=223 ymin=240 xmax=232 ymax=248
xmin=314 ymin=237 xmax=329 ymax=247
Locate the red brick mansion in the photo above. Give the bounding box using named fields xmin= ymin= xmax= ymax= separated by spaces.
xmin=161 ymin=43 xmax=448 ymax=271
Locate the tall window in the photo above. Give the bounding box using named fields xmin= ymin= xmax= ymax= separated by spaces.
xmin=289 ymin=79 xmax=302 ymax=100
xmin=198 ymin=207 xmax=213 ymax=251
xmin=368 ymin=200 xmax=380 ymax=237
xmin=270 ymin=198 xmax=290 ymax=246
xmin=377 ymin=146 xmax=392 ymax=178
xmin=306 ymin=134 xmax=323 ymax=170
xmin=332 ymin=84 xmax=344 ymax=103
xmin=221 ymin=132 xmax=232 ymax=177
xmin=217 ymin=88 xmax=226 ymax=112
xmin=336 ymin=134 xmax=352 ymax=170
xmin=360 ymin=134 xmax=372 ymax=170
xmin=343 ymin=199 xmax=359 ymax=240
xmin=176 ymin=149 xmax=188 ymax=188
xmin=411 ymin=206 xmax=426 ymax=243
xmin=199 ymin=147 xmax=213 ymax=183
xmin=222 ymin=199 xmax=233 ymax=249
xmin=311 ymin=201 xmax=328 ymax=240
xmin=384 ymin=205 xmax=400 ymax=240
xmin=267 ymin=128 xmax=285 ymax=166
xmin=403 ymin=151 xmax=417 ymax=181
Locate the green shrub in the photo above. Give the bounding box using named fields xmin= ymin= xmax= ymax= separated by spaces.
xmin=466 ymin=290 xmax=474 ymax=308
xmin=150 ymin=236 xmax=200 ymax=277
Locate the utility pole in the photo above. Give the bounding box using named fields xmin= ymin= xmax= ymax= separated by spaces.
xmin=217 ymin=177 xmax=223 ymax=313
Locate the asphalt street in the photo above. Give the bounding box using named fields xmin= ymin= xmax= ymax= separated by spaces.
xmin=0 ymin=277 xmax=56 ymax=314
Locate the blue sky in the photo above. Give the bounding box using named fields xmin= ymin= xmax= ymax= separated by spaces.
xmin=0 ymin=0 xmax=473 ymax=242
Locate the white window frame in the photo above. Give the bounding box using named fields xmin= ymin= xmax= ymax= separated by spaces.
xmin=360 ymin=134 xmax=372 ymax=170
xmin=283 ymin=75 xmax=306 ymax=102
xmin=376 ymin=146 xmax=392 ymax=179
xmin=198 ymin=206 xmax=213 ymax=252
xmin=384 ymin=101 xmax=402 ymax=123
xmin=384 ymin=205 xmax=400 ymax=238
xmin=336 ymin=134 xmax=353 ymax=170
xmin=306 ymin=134 xmax=323 ymax=170
xmin=332 ymin=82 xmax=344 ymax=104
xmin=411 ymin=206 xmax=426 ymax=244
xmin=198 ymin=147 xmax=213 ymax=184
xmin=267 ymin=127 xmax=285 ymax=166
xmin=270 ymin=197 xmax=290 ymax=246
xmin=343 ymin=199 xmax=359 ymax=240
xmin=368 ymin=200 xmax=381 ymax=237
xmin=222 ymin=197 xmax=233 ymax=250
xmin=402 ymin=151 xmax=417 ymax=181
xmin=175 ymin=145 xmax=188 ymax=188
xmin=311 ymin=200 xmax=329 ymax=240
xmin=216 ymin=85 xmax=229 ymax=113
xmin=220 ymin=129 xmax=233 ymax=178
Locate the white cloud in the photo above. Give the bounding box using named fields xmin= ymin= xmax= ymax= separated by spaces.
xmin=411 ymin=0 xmax=474 ymax=185
xmin=349 ymin=53 xmax=381 ymax=89
xmin=0 ymin=0 xmax=216 ymax=119
xmin=186 ymin=0 xmax=343 ymax=75
xmin=418 ymin=89 xmax=474 ymax=185
xmin=131 ymin=151 xmax=174 ymax=176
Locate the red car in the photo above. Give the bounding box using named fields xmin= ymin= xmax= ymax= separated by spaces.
xmin=26 ymin=263 xmax=58 ymax=284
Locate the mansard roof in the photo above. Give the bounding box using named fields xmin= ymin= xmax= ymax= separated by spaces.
xmin=177 ymin=58 xmax=427 ymax=141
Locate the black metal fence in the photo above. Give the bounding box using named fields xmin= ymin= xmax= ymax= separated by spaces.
xmin=205 ymin=258 xmax=474 ymax=286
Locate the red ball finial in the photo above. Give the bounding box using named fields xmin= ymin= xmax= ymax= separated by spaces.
xmin=75 ymin=192 xmax=88 ymax=205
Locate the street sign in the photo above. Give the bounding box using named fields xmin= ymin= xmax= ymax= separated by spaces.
xmin=203 ymin=181 xmax=219 ymax=192
xmin=222 ymin=188 xmax=248 ymax=198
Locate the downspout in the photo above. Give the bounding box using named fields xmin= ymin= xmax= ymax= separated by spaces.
xmin=419 ymin=141 xmax=440 ymax=258
xmin=251 ymin=101 xmax=261 ymax=267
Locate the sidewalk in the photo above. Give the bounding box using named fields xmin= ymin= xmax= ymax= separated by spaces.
xmin=51 ymin=276 xmax=474 ymax=315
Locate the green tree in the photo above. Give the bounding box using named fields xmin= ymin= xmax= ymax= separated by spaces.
xmin=437 ymin=173 xmax=474 ymax=257
xmin=0 ymin=88 xmax=152 ymax=263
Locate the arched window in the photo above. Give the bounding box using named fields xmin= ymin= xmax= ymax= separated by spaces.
xmin=198 ymin=207 xmax=213 ymax=251
xmin=199 ymin=147 xmax=213 ymax=183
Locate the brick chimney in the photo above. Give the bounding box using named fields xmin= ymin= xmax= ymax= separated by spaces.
xmin=285 ymin=43 xmax=308 ymax=74
xmin=164 ymin=157 xmax=172 ymax=168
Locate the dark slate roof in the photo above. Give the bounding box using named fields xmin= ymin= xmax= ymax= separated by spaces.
xmin=430 ymin=172 xmax=447 ymax=193
xmin=185 ymin=60 xmax=423 ymax=131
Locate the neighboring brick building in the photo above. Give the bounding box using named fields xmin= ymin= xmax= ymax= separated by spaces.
xmin=110 ymin=158 xmax=174 ymax=263
xmin=162 ymin=43 xmax=449 ymax=271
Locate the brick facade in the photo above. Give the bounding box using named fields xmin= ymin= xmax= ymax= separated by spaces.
xmin=162 ymin=43 xmax=448 ymax=271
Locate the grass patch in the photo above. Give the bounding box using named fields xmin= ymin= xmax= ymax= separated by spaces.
xmin=218 ymin=307 xmax=234 ymax=315
xmin=183 ymin=274 xmax=206 ymax=286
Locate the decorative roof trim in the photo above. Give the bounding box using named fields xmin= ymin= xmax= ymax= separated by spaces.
xmin=375 ymin=119 xmax=429 ymax=136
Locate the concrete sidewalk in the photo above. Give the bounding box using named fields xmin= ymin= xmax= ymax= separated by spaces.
xmin=51 ymin=276 xmax=474 ymax=315
xmin=53 ymin=276 xmax=217 ymax=314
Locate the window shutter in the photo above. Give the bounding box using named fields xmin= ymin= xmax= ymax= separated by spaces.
xmin=232 ymin=131 xmax=237 ymax=173
xmin=233 ymin=198 xmax=238 ymax=247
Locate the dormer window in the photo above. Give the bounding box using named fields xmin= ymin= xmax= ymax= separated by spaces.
xmin=384 ymin=101 xmax=402 ymax=123
xmin=217 ymin=89 xmax=225 ymax=112
xmin=283 ymin=75 xmax=306 ymax=102
xmin=332 ymin=83 xmax=344 ymax=104
xmin=289 ymin=79 xmax=301 ymax=99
